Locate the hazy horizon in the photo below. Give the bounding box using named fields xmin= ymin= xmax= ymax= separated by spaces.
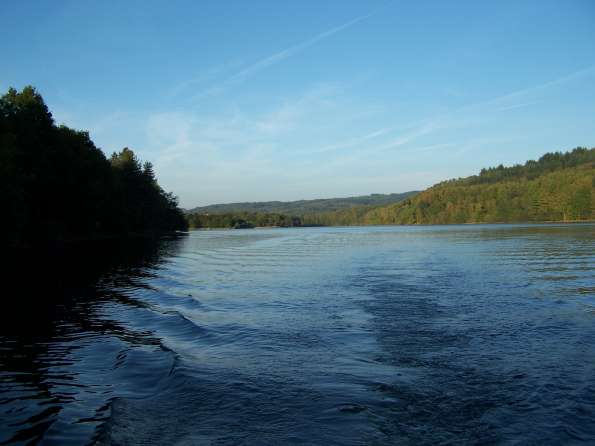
xmin=188 ymin=190 xmax=422 ymax=209
xmin=2 ymin=0 xmax=595 ymax=208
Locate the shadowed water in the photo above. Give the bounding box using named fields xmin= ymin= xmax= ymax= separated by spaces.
xmin=1 ymin=224 xmax=594 ymax=445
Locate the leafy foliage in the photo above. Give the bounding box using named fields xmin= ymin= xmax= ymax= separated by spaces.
xmin=303 ymin=148 xmax=594 ymax=226
xmin=1 ymin=86 xmax=186 ymax=248
xmin=470 ymin=148 xmax=594 ymax=185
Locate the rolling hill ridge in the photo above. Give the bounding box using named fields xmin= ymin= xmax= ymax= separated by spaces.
xmin=187 ymin=191 xmax=419 ymax=215
xmin=187 ymin=147 xmax=594 ymax=228
xmin=304 ymin=147 xmax=594 ymax=226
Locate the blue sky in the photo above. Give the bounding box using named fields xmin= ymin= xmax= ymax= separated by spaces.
xmin=2 ymin=0 xmax=595 ymax=207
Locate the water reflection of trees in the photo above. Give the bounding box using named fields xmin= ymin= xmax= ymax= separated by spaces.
xmin=1 ymin=235 xmax=186 ymax=445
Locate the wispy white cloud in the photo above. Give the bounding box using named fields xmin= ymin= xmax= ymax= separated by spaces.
xmin=167 ymin=58 xmax=246 ymax=98
xmin=400 ymin=142 xmax=455 ymax=155
xmin=450 ymin=137 xmax=513 ymax=157
xmin=307 ymin=127 xmax=392 ymax=154
xmin=54 ymin=61 xmax=594 ymax=207
xmin=191 ymin=12 xmax=374 ymax=99
xmin=442 ymin=86 xmax=464 ymax=98
xmin=324 ymin=64 xmax=595 ymax=163
xmin=141 ymin=83 xmax=381 ymax=204
xmin=496 ymin=101 xmax=539 ymax=112
xmin=460 ymin=64 xmax=595 ymax=113
xmin=322 ymin=117 xmax=458 ymax=167
xmin=253 ymin=83 xmax=342 ymax=135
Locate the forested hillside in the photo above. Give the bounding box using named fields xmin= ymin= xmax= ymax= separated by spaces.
xmin=188 ymin=191 xmax=418 ymax=215
xmin=187 ymin=148 xmax=593 ymax=229
xmin=1 ymin=86 xmax=187 ymax=248
xmin=304 ymin=147 xmax=594 ymax=226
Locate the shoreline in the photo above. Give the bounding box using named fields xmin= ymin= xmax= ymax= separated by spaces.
xmin=188 ymin=220 xmax=595 ymax=230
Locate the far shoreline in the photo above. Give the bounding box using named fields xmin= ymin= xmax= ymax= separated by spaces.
xmin=188 ymin=220 xmax=595 ymax=230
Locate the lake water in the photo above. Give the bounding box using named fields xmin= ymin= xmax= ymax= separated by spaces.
xmin=1 ymin=224 xmax=595 ymax=445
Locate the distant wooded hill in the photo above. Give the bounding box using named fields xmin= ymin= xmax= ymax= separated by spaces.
xmin=303 ymin=147 xmax=594 ymax=226
xmin=187 ymin=147 xmax=594 ymax=229
xmin=187 ymin=191 xmax=419 ymax=216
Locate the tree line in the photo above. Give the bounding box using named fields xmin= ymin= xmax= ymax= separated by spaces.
xmin=301 ymin=147 xmax=594 ymax=226
xmin=187 ymin=147 xmax=593 ymax=228
xmin=188 ymin=191 xmax=418 ymax=215
xmin=1 ymin=86 xmax=187 ymax=248
xmin=470 ymin=147 xmax=594 ymax=185
xmin=187 ymin=212 xmax=302 ymax=229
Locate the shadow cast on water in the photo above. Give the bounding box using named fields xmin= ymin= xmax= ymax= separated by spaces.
xmin=1 ymin=234 xmax=187 ymax=445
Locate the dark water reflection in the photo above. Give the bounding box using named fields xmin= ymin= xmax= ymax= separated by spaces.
xmin=1 ymin=236 xmax=186 ymax=445
xmin=1 ymin=224 xmax=594 ymax=445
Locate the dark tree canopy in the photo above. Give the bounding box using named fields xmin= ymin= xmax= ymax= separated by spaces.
xmin=187 ymin=212 xmax=302 ymax=229
xmin=1 ymin=86 xmax=187 ymax=249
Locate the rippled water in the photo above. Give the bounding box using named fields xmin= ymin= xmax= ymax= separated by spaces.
xmin=2 ymin=224 xmax=595 ymax=445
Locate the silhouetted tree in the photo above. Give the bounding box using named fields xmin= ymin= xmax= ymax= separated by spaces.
xmin=1 ymin=86 xmax=187 ymax=249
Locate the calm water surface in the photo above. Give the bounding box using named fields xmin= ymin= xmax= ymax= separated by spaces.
xmin=1 ymin=224 xmax=595 ymax=445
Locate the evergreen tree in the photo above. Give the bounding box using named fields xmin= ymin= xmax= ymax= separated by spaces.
xmin=1 ymin=86 xmax=187 ymax=249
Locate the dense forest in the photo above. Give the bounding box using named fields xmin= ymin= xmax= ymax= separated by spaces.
xmin=302 ymin=147 xmax=594 ymax=226
xmin=1 ymin=86 xmax=187 ymax=248
xmin=187 ymin=191 xmax=418 ymax=215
